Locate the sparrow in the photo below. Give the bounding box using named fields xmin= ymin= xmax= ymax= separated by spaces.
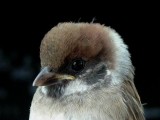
xmin=29 ymin=22 xmax=145 ymax=120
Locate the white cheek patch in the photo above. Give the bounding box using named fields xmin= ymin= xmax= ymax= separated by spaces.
xmin=41 ymin=86 xmax=48 ymax=95
xmin=107 ymin=70 xmax=111 ymax=76
xmin=64 ymin=80 xmax=89 ymax=96
xmin=86 ymin=69 xmax=92 ymax=73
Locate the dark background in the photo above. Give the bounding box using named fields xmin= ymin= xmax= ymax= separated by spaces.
xmin=0 ymin=3 xmax=159 ymax=120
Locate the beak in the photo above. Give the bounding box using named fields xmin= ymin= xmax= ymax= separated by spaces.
xmin=33 ymin=67 xmax=75 ymax=86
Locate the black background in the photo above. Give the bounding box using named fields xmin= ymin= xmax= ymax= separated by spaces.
xmin=0 ymin=2 xmax=159 ymax=120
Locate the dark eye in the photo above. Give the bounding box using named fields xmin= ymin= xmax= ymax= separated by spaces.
xmin=71 ymin=59 xmax=85 ymax=72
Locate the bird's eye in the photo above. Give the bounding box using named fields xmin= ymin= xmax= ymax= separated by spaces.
xmin=71 ymin=59 xmax=85 ymax=72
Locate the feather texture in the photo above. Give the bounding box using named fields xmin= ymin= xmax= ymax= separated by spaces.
xmin=29 ymin=22 xmax=145 ymax=120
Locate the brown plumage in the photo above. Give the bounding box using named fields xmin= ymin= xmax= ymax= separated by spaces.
xmin=29 ymin=22 xmax=145 ymax=120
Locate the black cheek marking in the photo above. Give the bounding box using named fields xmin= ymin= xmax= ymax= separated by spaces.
xmin=96 ymin=65 xmax=106 ymax=75
xmin=85 ymin=64 xmax=107 ymax=85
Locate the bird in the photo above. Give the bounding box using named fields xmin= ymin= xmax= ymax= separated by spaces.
xmin=29 ymin=22 xmax=145 ymax=120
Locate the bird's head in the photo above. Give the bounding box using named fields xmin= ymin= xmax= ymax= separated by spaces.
xmin=33 ymin=23 xmax=134 ymax=98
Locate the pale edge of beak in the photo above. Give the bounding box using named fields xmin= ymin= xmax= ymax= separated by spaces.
xmin=55 ymin=74 xmax=75 ymax=81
